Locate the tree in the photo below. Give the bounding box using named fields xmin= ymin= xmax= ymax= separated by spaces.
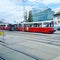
xmin=24 ymin=11 xmax=27 ymax=22
xmin=28 ymin=11 xmax=33 ymax=22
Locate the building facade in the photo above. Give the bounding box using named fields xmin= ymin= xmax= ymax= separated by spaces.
xmin=54 ymin=12 xmax=60 ymax=30
xmin=31 ymin=8 xmax=54 ymax=22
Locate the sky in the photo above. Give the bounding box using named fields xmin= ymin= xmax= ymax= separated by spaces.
xmin=0 ymin=0 xmax=60 ymax=24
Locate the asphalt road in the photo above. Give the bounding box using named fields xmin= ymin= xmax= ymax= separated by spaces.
xmin=0 ymin=31 xmax=60 ymax=60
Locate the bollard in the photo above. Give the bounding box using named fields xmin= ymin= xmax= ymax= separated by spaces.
xmin=0 ymin=31 xmax=5 ymax=40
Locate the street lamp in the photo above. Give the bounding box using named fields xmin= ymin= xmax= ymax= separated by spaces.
xmin=22 ymin=0 xmax=26 ymax=22
xmin=22 ymin=0 xmax=26 ymax=31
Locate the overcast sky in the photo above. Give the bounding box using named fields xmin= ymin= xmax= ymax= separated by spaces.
xmin=0 ymin=0 xmax=60 ymax=23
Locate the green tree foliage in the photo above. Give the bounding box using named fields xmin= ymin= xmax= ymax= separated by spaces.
xmin=28 ymin=11 xmax=33 ymax=22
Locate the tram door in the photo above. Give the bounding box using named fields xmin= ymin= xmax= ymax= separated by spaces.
xmin=50 ymin=21 xmax=54 ymax=27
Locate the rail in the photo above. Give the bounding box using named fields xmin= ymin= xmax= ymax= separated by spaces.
xmin=0 ymin=43 xmax=42 ymax=60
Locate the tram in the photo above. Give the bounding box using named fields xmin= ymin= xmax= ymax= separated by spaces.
xmin=0 ymin=24 xmax=16 ymax=31
xmin=16 ymin=21 xmax=55 ymax=34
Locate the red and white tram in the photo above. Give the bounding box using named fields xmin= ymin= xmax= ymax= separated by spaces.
xmin=16 ymin=21 xmax=55 ymax=34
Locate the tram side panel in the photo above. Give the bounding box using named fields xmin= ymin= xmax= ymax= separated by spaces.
xmin=15 ymin=27 xmax=54 ymax=34
xmin=28 ymin=27 xmax=54 ymax=34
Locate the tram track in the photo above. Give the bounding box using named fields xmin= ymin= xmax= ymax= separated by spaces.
xmin=0 ymin=37 xmax=60 ymax=60
xmin=0 ymin=31 xmax=60 ymax=60
xmin=0 ymin=36 xmax=60 ymax=60
xmin=5 ymin=32 xmax=60 ymax=43
xmin=0 ymin=56 xmax=5 ymax=60
xmin=0 ymin=41 xmax=42 ymax=60
xmin=7 ymin=31 xmax=60 ymax=40
xmin=18 ymin=36 xmax=60 ymax=46
xmin=2 ymin=34 xmax=60 ymax=47
xmin=4 ymin=31 xmax=60 ymax=46
xmin=4 ymin=31 xmax=60 ymax=40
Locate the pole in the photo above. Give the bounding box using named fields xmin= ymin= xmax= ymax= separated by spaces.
xmin=22 ymin=0 xmax=25 ymax=22
xmin=22 ymin=0 xmax=25 ymax=32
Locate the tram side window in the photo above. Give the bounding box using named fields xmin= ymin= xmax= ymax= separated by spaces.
xmin=19 ymin=24 xmax=22 ymax=27
xmin=27 ymin=24 xmax=30 ymax=27
xmin=43 ymin=22 xmax=54 ymax=27
xmin=31 ymin=24 xmax=34 ymax=27
xmin=34 ymin=23 xmax=37 ymax=27
xmin=43 ymin=23 xmax=49 ymax=27
xmin=24 ymin=24 xmax=30 ymax=27
xmin=30 ymin=24 xmax=32 ymax=27
xmin=46 ymin=23 xmax=49 ymax=27
xmin=24 ymin=24 xmax=26 ymax=27
xmin=29 ymin=24 xmax=33 ymax=27
xmin=38 ymin=23 xmax=42 ymax=27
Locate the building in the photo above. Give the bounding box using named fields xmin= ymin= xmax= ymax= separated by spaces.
xmin=31 ymin=8 xmax=54 ymax=22
xmin=54 ymin=12 xmax=60 ymax=30
xmin=54 ymin=12 xmax=60 ymax=20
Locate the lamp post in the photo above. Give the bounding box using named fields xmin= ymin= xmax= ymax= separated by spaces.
xmin=22 ymin=0 xmax=25 ymax=31
xmin=22 ymin=0 xmax=25 ymax=22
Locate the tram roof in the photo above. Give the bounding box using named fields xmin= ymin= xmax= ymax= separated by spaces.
xmin=20 ymin=20 xmax=53 ymax=24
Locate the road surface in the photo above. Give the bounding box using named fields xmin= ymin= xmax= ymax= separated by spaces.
xmin=0 ymin=31 xmax=60 ymax=60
